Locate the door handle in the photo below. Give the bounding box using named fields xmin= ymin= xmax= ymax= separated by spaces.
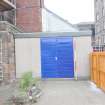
xmin=55 ymin=57 xmax=58 ymax=61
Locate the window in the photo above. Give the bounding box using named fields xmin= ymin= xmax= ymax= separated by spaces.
xmin=0 ymin=39 xmax=2 ymax=64
xmin=0 ymin=39 xmax=3 ymax=81
xmin=101 ymin=35 xmax=104 ymax=45
xmin=102 ymin=7 xmax=104 ymax=16
xmin=103 ymin=21 xmax=105 ymax=29
xmin=103 ymin=35 xmax=105 ymax=44
xmin=96 ymin=13 xmax=99 ymax=21
xmin=0 ymin=67 xmax=3 ymax=81
xmin=96 ymin=24 xmax=101 ymax=33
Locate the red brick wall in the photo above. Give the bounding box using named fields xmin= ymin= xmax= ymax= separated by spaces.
xmin=16 ymin=0 xmax=44 ymax=32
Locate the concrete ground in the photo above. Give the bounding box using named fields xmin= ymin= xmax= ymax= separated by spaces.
xmin=36 ymin=80 xmax=105 ymax=105
xmin=0 ymin=83 xmax=15 ymax=105
xmin=0 ymin=80 xmax=105 ymax=105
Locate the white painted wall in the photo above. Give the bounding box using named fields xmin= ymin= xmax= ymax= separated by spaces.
xmin=42 ymin=9 xmax=78 ymax=32
xmin=74 ymin=36 xmax=92 ymax=79
xmin=15 ymin=38 xmax=41 ymax=78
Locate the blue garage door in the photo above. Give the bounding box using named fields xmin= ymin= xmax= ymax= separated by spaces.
xmin=41 ymin=37 xmax=74 ymax=78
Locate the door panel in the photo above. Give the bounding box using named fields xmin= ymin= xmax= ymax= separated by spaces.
xmin=57 ymin=38 xmax=74 ymax=78
xmin=41 ymin=38 xmax=57 ymax=78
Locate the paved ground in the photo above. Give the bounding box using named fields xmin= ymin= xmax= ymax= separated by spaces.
xmin=0 ymin=83 xmax=15 ymax=105
xmin=0 ymin=80 xmax=105 ymax=105
xmin=36 ymin=80 xmax=105 ymax=105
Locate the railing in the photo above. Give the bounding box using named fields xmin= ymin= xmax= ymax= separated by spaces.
xmin=0 ymin=10 xmax=15 ymax=24
xmin=8 ymin=0 xmax=16 ymax=5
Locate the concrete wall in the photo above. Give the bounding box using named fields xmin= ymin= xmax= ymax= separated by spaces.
xmin=15 ymin=38 xmax=41 ymax=78
xmin=42 ymin=8 xmax=78 ymax=32
xmin=74 ymin=36 xmax=92 ymax=79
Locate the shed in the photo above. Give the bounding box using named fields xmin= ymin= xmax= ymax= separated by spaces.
xmin=14 ymin=31 xmax=92 ymax=80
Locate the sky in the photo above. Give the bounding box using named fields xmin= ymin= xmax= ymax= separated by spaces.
xmin=45 ymin=0 xmax=94 ymax=24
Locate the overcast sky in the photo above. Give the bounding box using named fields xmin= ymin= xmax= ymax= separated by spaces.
xmin=45 ymin=0 xmax=94 ymax=24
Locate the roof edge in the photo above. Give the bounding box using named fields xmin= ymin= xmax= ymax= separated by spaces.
xmin=14 ymin=31 xmax=92 ymax=38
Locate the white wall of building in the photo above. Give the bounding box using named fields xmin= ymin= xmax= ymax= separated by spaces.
xmin=15 ymin=38 xmax=41 ymax=78
xmin=74 ymin=36 xmax=92 ymax=79
xmin=42 ymin=9 xmax=78 ymax=32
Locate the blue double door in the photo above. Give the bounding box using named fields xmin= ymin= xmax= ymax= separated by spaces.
xmin=41 ymin=37 xmax=74 ymax=78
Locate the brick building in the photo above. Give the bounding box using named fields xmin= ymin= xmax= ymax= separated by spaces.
xmin=0 ymin=0 xmax=44 ymax=82
xmin=16 ymin=0 xmax=43 ymax=32
xmin=94 ymin=0 xmax=105 ymax=50
xmin=0 ymin=0 xmax=18 ymax=82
